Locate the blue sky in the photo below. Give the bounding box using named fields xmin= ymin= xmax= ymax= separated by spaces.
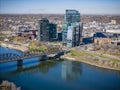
xmin=0 ymin=0 xmax=120 ymax=14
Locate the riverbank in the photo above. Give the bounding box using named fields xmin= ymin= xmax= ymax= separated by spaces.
xmin=0 ymin=42 xmax=28 ymax=52
xmin=61 ymin=50 xmax=120 ymax=71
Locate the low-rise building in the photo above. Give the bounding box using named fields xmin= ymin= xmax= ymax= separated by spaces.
xmin=94 ymin=38 xmax=110 ymax=45
xmin=18 ymin=28 xmax=38 ymax=40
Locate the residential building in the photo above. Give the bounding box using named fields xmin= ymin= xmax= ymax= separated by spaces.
xmin=62 ymin=23 xmax=69 ymax=45
xmin=67 ymin=22 xmax=83 ymax=47
xmin=49 ymin=23 xmax=57 ymax=41
xmin=65 ymin=9 xmax=80 ymax=24
xmin=17 ymin=26 xmax=38 ymax=40
xmin=38 ymin=18 xmax=50 ymax=41
xmin=94 ymin=38 xmax=110 ymax=45
xmin=38 ymin=18 xmax=57 ymax=42
xmin=57 ymin=31 xmax=62 ymax=41
xmin=62 ymin=9 xmax=82 ymax=47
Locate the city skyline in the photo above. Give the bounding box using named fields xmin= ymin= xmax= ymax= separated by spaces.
xmin=0 ymin=0 xmax=120 ymax=15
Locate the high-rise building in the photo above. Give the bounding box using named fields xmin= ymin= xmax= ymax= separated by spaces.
xmin=65 ymin=9 xmax=80 ymax=24
xmin=38 ymin=18 xmax=49 ymax=41
xmin=67 ymin=22 xmax=83 ymax=47
xmin=38 ymin=18 xmax=57 ymax=42
xmin=62 ymin=23 xmax=69 ymax=45
xmin=73 ymin=22 xmax=83 ymax=46
xmin=62 ymin=9 xmax=82 ymax=47
xmin=57 ymin=30 xmax=62 ymax=41
xmin=49 ymin=23 xmax=57 ymax=41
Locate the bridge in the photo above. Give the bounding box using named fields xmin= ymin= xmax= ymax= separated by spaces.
xmin=0 ymin=50 xmax=67 ymax=66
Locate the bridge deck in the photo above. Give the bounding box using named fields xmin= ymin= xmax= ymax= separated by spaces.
xmin=0 ymin=51 xmax=67 ymax=63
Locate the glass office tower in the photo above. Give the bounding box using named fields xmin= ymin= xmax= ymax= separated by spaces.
xmin=65 ymin=9 xmax=80 ymax=24
xmin=62 ymin=9 xmax=82 ymax=47
xmin=38 ymin=18 xmax=57 ymax=42
xmin=38 ymin=18 xmax=49 ymax=41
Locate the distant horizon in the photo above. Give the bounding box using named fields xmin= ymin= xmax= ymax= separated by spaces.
xmin=0 ymin=0 xmax=120 ymax=15
xmin=0 ymin=13 xmax=120 ymax=16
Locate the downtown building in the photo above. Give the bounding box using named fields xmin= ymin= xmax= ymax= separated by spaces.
xmin=65 ymin=9 xmax=80 ymax=24
xmin=38 ymin=18 xmax=57 ymax=42
xmin=62 ymin=9 xmax=83 ymax=47
xmin=17 ymin=26 xmax=38 ymax=40
xmin=67 ymin=22 xmax=83 ymax=47
xmin=49 ymin=23 xmax=57 ymax=41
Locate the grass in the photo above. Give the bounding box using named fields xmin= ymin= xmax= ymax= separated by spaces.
xmin=67 ymin=50 xmax=120 ymax=63
xmin=63 ymin=50 xmax=120 ymax=71
xmin=96 ymin=54 xmax=120 ymax=63
xmin=69 ymin=50 xmax=94 ymax=57
xmin=97 ymin=50 xmax=120 ymax=58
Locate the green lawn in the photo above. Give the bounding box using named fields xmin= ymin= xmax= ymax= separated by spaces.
xmin=68 ymin=50 xmax=120 ymax=63
xmin=96 ymin=54 xmax=120 ymax=63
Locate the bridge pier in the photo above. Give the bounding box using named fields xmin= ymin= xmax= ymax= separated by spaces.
xmin=17 ymin=65 xmax=23 ymax=71
xmin=39 ymin=55 xmax=48 ymax=61
xmin=17 ymin=60 xmax=23 ymax=67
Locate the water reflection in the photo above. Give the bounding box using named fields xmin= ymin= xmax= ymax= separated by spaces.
xmin=1 ymin=59 xmax=82 ymax=82
xmin=13 ymin=60 xmax=62 ymax=74
xmin=37 ymin=60 xmax=60 ymax=74
xmin=61 ymin=60 xmax=82 ymax=81
xmin=1 ymin=47 xmax=120 ymax=90
xmin=83 ymin=62 xmax=120 ymax=77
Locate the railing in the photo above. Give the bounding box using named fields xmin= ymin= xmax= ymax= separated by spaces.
xmin=0 ymin=50 xmax=65 ymax=63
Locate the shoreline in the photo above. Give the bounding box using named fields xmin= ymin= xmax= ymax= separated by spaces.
xmin=0 ymin=42 xmax=28 ymax=52
xmin=61 ymin=55 xmax=120 ymax=71
xmin=1 ymin=42 xmax=120 ymax=71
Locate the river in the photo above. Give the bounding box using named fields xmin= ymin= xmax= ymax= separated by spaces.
xmin=0 ymin=46 xmax=120 ymax=90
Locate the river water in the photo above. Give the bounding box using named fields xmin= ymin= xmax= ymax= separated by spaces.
xmin=0 ymin=46 xmax=120 ymax=90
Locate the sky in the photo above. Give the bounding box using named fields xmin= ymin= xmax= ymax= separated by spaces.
xmin=0 ymin=0 xmax=120 ymax=14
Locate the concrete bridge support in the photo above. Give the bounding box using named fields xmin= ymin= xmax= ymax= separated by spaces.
xmin=17 ymin=59 xmax=23 ymax=67
xmin=39 ymin=55 xmax=48 ymax=61
xmin=17 ymin=65 xmax=23 ymax=71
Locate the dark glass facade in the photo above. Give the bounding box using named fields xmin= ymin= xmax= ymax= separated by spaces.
xmin=38 ymin=18 xmax=49 ymax=41
xmin=38 ymin=18 xmax=57 ymax=42
xmin=58 ymin=32 xmax=62 ymax=41
xmin=65 ymin=10 xmax=80 ymax=24
xmin=49 ymin=23 xmax=57 ymax=41
xmin=62 ymin=9 xmax=82 ymax=47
